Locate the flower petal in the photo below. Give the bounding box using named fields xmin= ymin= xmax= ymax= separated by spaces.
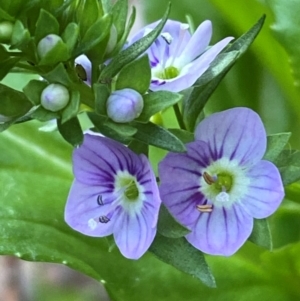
xmin=73 ymin=134 xmax=142 ymax=185
xmin=65 ymin=180 xmax=114 ymax=237
xmin=239 ymin=160 xmax=284 ymax=218
xmin=195 ymin=107 xmax=267 ymax=166
xmin=179 ymin=20 xmax=212 ymax=65
xmin=159 ymin=141 xmax=211 ymax=227
xmin=113 ymin=208 xmax=157 ymax=259
xmin=186 ymin=204 xmax=253 ymax=256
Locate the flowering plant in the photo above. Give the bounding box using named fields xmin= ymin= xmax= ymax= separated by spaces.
xmin=0 ymin=0 xmax=300 ymax=300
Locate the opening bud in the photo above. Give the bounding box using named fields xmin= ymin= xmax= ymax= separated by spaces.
xmin=107 ymin=88 xmax=144 ymax=123
xmin=0 ymin=21 xmax=14 ymax=43
xmin=41 ymin=84 xmax=70 ymax=112
xmin=37 ymin=34 xmax=63 ymax=58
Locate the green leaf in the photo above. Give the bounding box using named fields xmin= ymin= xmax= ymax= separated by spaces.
xmin=57 ymin=116 xmax=83 ymax=147
xmin=149 ymin=234 xmax=216 ymax=288
xmin=111 ymin=0 xmax=128 ymax=40
xmin=93 ymin=83 xmax=109 ymax=115
xmin=263 ymin=132 xmax=291 ymax=162
xmin=35 ymin=9 xmax=59 ymax=43
xmin=110 ymin=6 xmax=136 ymax=56
xmin=168 ymin=128 xmax=194 ymax=144
xmin=182 ymin=15 xmax=265 ymax=132
xmin=274 ymin=149 xmax=300 ymax=186
xmin=61 ymin=90 xmax=80 ymax=124
xmin=0 ymin=7 xmax=15 ymax=21
xmin=30 ymin=106 xmax=59 ymax=121
xmin=116 ymin=55 xmax=151 ymax=94
xmin=78 ymin=0 xmax=101 ymax=37
xmin=88 ymin=112 xmax=132 ymax=144
xmin=61 ymin=22 xmax=79 ymax=54
xmin=74 ymin=14 xmax=112 ymax=56
xmin=132 ymin=121 xmax=186 ymax=152
xmin=248 ymin=218 xmax=272 ymax=250
xmin=42 ymin=63 xmax=72 ymax=86
xmin=137 ymin=91 xmax=182 ymax=122
xmin=11 ymin=20 xmax=30 ymax=49
xmin=103 ymin=120 xmax=137 ymax=137
xmin=266 ymin=0 xmax=300 ymax=85
xmin=23 ymin=79 xmax=48 ymax=106
xmin=38 ymin=39 xmax=70 ymax=65
xmin=128 ymin=139 xmax=148 ymax=156
xmin=99 ymin=2 xmax=171 ymax=80
xmin=0 ymin=83 xmax=32 ymax=117
xmin=0 ymin=57 xmax=20 ymax=81
xmin=157 ymin=205 xmax=190 ymax=238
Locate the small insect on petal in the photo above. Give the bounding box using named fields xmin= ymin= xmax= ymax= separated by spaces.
xmin=196 ymin=204 xmax=213 ymax=213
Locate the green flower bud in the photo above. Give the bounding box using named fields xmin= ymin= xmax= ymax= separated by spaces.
xmin=41 ymin=84 xmax=70 ymax=112
xmin=0 ymin=21 xmax=14 ymax=43
xmin=37 ymin=34 xmax=62 ymax=58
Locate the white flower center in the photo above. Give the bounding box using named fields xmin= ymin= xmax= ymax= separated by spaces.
xmin=199 ymin=157 xmax=250 ymax=208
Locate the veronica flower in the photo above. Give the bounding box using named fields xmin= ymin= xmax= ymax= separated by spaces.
xmin=65 ymin=134 xmax=161 ymax=259
xmin=130 ymin=20 xmax=233 ymax=92
xmin=159 ymin=108 xmax=284 ymax=256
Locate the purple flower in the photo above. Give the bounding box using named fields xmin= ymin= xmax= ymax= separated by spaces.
xmin=65 ymin=134 xmax=161 ymax=259
xmin=130 ymin=20 xmax=233 ymax=92
xmin=107 ymin=88 xmax=144 ymax=123
xmin=75 ymin=55 xmax=92 ymax=84
xmin=158 ymin=108 xmax=284 ymax=256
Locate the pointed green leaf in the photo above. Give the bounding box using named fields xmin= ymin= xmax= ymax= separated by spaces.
xmin=74 ymin=14 xmax=112 ymax=56
xmin=116 ymin=55 xmax=151 ymax=94
xmin=137 ymin=91 xmax=182 ymax=123
xmin=23 ymin=79 xmax=48 ymax=106
xmin=168 ymin=128 xmax=194 ymax=144
xmin=100 ymin=2 xmax=171 ymax=80
xmin=111 ymin=0 xmax=128 ymax=40
xmin=30 ymin=106 xmax=59 ymax=121
xmin=57 ymin=116 xmax=83 ymax=147
xmin=157 ymin=205 xmax=190 ymax=238
xmin=274 ymin=149 xmax=300 ymax=186
xmin=0 ymin=57 xmax=20 ymax=81
xmin=248 ymin=218 xmax=272 ymax=250
xmin=132 ymin=121 xmax=186 ymax=152
xmin=61 ymin=90 xmax=80 ymax=124
xmin=0 ymin=83 xmax=32 ymax=117
xmin=182 ymin=15 xmax=266 ymax=132
xmin=149 ymin=234 xmax=216 ymax=288
xmin=61 ymin=22 xmax=79 ymax=53
xmin=88 ymin=112 xmax=131 ymax=144
xmin=104 ymin=120 xmax=137 ymax=137
xmin=11 ymin=20 xmax=30 ymax=49
xmin=263 ymin=132 xmax=291 ymax=162
xmin=42 ymin=63 xmax=72 ymax=86
xmin=93 ymin=83 xmax=109 ymax=115
xmin=35 ymin=9 xmax=59 ymax=42
xmin=38 ymin=39 xmax=70 ymax=65
xmin=128 ymin=139 xmax=148 ymax=156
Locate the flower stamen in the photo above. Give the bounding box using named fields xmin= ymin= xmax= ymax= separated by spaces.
xmin=97 ymin=195 xmax=103 ymax=205
xmin=203 ymin=172 xmax=216 ymax=185
xmin=196 ymin=204 xmax=213 ymax=213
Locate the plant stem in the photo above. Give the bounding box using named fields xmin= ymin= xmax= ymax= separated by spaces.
xmin=173 ymin=103 xmax=186 ymax=130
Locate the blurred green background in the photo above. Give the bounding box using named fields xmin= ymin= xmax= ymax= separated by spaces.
xmin=1 ymin=0 xmax=300 ymax=300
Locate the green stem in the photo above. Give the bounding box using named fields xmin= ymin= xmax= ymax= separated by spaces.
xmin=173 ymin=103 xmax=186 ymax=130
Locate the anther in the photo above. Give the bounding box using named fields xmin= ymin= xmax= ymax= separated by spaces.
xmin=97 ymin=195 xmax=103 ymax=206
xmin=99 ymin=216 xmax=110 ymax=223
xmin=203 ymin=172 xmax=216 ymax=185
xmin=196 ymin=204 xmax=213 ymax=213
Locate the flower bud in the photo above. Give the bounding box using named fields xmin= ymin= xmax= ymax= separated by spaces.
xmin=107 ymin=88 xmax=144 ymax=123
xmin=0 ymin=21 xmax=14 ymax=43
xmin=37 ymin=34 xmax=62 ymax=59
xmin=41 ymin=84 xmax=70 ymax=112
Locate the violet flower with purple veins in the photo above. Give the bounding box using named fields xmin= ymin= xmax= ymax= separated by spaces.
xmin=158 ymin=108 xmax=284 ymax=256
xmin=130 ymin=19 xmax=234 ymax=92
xmin=65 ymin=134 xmax=161 ymax=259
